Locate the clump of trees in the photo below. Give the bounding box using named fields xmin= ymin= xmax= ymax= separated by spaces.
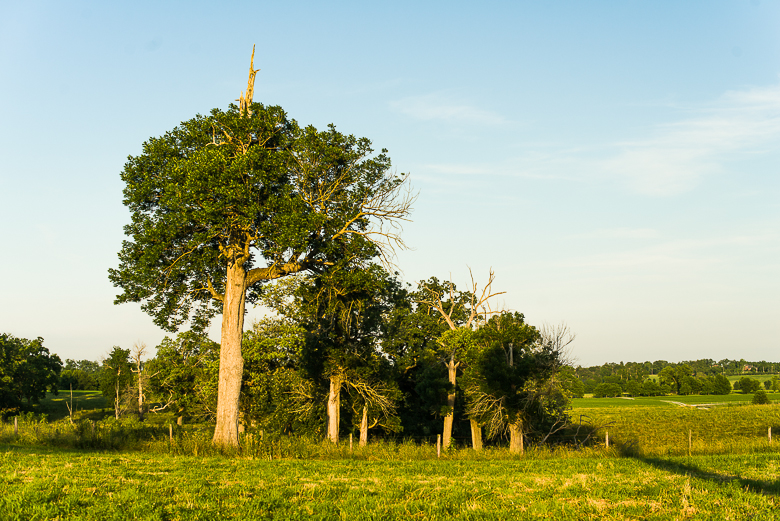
xmin=0 ymin=334 xmax=62 ymax=414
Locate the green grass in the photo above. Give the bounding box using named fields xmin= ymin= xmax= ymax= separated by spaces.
xmin=1 ymin=445 xmax=779 ymax=519
xmin=727 ymin=373 xmax=779 ymax=384
xmin=571 ymin=393 xmax=777 ymax=409
xmin=33 ymin=390 xmax=109 ymax=422
xmin=572 ymin=403 xmax=780 ymax=457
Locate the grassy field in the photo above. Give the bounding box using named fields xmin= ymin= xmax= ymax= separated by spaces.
xmin=2 ymin=444 xmax=779 ymax=519
xmin=571 ymin=392 xmax=777 ymax=409
xmin=2 ymin=392 xmax=780 ymax=519
xmin=34 ymin=390 xmax=109 ymax=422
xmin=570 ymin=403 xmax=780 ymax=457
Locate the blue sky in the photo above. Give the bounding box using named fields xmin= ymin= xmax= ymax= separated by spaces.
xmin=1 ymin=1 xmax=778 ymax=366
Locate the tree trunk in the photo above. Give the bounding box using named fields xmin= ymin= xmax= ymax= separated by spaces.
xmin=137 ymin=373 xmax=144 ymax=421
xmin=115 ymin=375 xmax=121 ymax=419
xmin=470 ymin=419 xmax=482 ymax=451
xmin=442 ymin=358 xmax=457 ymax=450
xmin=327 ymin=373 xmax=342 ymax=444
xmin=359 ymin=404 xmax=368 ymax=447
xmin=213 ymin=261 xmax=247 ymax=447
xmin=509 ymin=419 xmax=523 ymax=454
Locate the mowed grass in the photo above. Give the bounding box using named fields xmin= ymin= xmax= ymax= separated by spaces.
xmin=2 ymin=444 xmax=780 ymax=520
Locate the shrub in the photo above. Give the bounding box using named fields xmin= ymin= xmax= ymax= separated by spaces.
xmin=752 ymin=390 xmax=770 ymax=405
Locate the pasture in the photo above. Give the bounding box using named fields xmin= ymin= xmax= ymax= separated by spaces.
xmin=3 ymin=393 xmax=780 ymax=519
xmin=2 ymin=445 xmax=779 ymax=519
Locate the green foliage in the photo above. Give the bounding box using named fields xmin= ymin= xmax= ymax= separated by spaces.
xmin=0 ymin=334 xmax=62 ymax=410
xmin=593 ymin=383 xmax=622 ymax=398
xmin=712 ymin=374 xmax=733 ymax=395
xmin=99 ymin=347 xmax=133 ymax=415
xmin=239 ymin=317 xmax=322 ymax=435
xmin=146 ymin=332 xmax=219 ymax=422
xmin=739 ymin=377 xmax=761 ymax=394
xmin=466 ymin=313 xmax=569 ymax=442
xmin=109 ymin=102 xmax=406 ymax=332
xmin=751 ymin=390 xmax=770 ymax=405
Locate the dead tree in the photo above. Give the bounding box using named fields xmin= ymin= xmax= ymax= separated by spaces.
xmin=418 ymin=268 xmax=504 ymax=450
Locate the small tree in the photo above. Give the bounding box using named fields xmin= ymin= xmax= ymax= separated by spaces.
xmin=130 ymin=342 xmax=148 ymax=421
xmin=752 ymin=389 xmax=770 ymax=405
xmin=100 ymin=347 xmax=133 ymax=419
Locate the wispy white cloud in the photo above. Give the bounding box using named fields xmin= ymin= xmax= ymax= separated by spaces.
xmin=601 ymin=82 xmax=780 ymax=196
xmin=390 ymin=94 xmax=506 ymax=125
xmin=558 ymin=232 xmax=780 ymax=270
xmin=574 ymin=227 xmax=660 ymax=239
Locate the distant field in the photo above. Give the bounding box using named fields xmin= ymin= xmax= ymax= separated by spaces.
xmin=570 ymin=403 xmax=780 ymax=457
xmin=571 ymin=393 xmax=776 ymax=409
xmin=2 ymin=445 xmax=779 ymax=519
xmin=35 ymin=390 xmax=108 ymax=422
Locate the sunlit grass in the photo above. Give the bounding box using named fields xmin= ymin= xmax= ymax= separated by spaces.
xmin=2 ymin=445 xmax=779 ymax=519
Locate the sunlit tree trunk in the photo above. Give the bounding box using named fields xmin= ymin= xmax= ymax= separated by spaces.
xmin=213 ymin=261 xmax=247 ymax=447
xmin=359 ymin=404 xmax=368 ymax=447
xmin=470 ymin=419 xmax=482 ymax=451
xmin=327 ymin=373 xmax=342 ymax=444
xmin=509 ymin=419 xmax=523 ymax=454
xmin=442 ymin=357 xmax=457 ymax=450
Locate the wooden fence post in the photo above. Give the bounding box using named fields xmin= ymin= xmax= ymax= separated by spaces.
xmin=769 ymin=427 xmax=772 ymax=444
xmin=437 ymin=434 xmax=441 ymax=458
xmin=688 ymin=429 xmax=692 ymax=457
xmin=349 ymin=433 xmax=353 ymax=452
xmin=169 ymin=424 xmax=173 ymax=442
xmin=605 ymin=431 xmax=609 ymax=448
xmin=14 ymin=416 xmax=18 ymax=436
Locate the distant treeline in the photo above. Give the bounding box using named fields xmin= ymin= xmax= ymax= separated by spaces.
xmin=574 ymin=359 xmax=780 ymax=397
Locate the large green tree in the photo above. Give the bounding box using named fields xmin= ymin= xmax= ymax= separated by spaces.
xmin=109 ymin=55 xmax=412 ymax=445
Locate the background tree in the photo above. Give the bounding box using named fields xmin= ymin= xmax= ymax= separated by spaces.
xmin=738 ymin=377 xmax=761 ymax=394
xmin=110 ymin=52 xmax=413 ymax=446
xmin=0 ymin=334 xmax=62 ymax=410
xmin=100 ymin=347 xmax=133 ymax=419
xmin=60 ymin=359 xmax=100 ymax=391
xmin=147 ymin=332 xmax=219 ymax=424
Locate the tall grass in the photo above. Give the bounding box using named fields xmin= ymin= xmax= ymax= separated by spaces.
xmin=3 ymin=402 xmax=780 ymax=460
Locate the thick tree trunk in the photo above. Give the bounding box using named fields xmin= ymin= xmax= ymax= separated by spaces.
xmin=470 ymin=419 xmax=482 ymax=451
xmin=327 ymin=373 xmax=342 ymax=444
xmin=442 ymin=358 xmax=457 ymax=450
xmin=213 ymin=261 xmax=247 ymax=447
xmin=359 ymin=404 xmax=368 ymax=447
xmin=509 ymin=419 xmax=524 ymax=454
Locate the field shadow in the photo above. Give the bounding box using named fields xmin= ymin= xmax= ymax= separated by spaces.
xmin=633 ymin=455 xmax=780 ymax=497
